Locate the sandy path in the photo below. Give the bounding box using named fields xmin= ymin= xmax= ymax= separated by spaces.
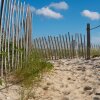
xmin=33 ymin=58 xmax=100 ymax=100
xmin=0 ymin=58 xmax=100 ymax=100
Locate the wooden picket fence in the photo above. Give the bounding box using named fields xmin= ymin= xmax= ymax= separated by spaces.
xmin=33 ymin=33 xmax=100 ymax=60
xmin=33 ymin=33 xmax=87 ymax=60
xmin=0 ymin=0 xmax=32 ymax=77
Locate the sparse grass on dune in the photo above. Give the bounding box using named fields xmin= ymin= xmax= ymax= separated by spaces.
xmin=91 ymin=49 xmax=100 ymax=58
xmin=10 ymin=50 xmax=54 ymax=88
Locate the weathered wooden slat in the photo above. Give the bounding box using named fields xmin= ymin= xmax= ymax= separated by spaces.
xmin=75 ymin=34 xmax=77 ymax=58
xmin=48 ymin=36 xmax=53 ymax=60
xmin=54 ymin=37 xmax=58 ymax=59
xmin=77 ymin=34 xmax=80 ymax=58
xmin=50 ymin=36 xmax=56 ymax=60
xmin=68 ymin=32 xmax=72 ymax=59
xmin=54 ymin=36 xmax=58 ymax=60
xmin=84 ymin=35 xmax=86 ymax=59
xmin=59 ymin=35 xmax=64 ymax=59
xmin=71 ymin=35 xmax=75 ymax=58
xmin=36 ymin=38 xmax=40 ymax=54
xmin=39 ymin=37 xmax=44 ymax=58
xmin=2 ymin=0 xmax=9 ymax=77
xmin=33 ymin=39 xmax=38 ymax=55
xmin=20 ymin=2 xmax=24 ymax=68
xmin=0 ymin=0 xmax=4 ymax=27
xmin=65 ymin=34 xmax=69 ymax=58
xmin=55 ymin=37 xmax=60 ymax=59
xmin=11 ymin=0 xmax=17 ymax=70
xmin=80 ymin=34 xmax=84 ymax=58
xmin=0 ymin=0 xmax=5 ymax=75
xmin=7 ymin=0 xmax=12 ymax=72
xmin=62 ymin=35 xmax=66 ymax=58
xmin=42 ymin=37 xmax=48 ymax=59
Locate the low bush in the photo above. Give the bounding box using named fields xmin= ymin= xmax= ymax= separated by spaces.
xmin=13 ymin=50 xmax=53 ymax=88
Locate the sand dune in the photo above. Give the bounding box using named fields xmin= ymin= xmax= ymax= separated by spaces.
xmin=0 ymin=58 xmax=100 ymax=100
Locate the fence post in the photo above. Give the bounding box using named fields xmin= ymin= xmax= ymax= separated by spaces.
xmin=87 ymin=23 xmax=90 ymax=59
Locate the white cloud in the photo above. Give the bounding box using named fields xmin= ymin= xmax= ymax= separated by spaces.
xmin=36 ymin=7 xmax=63 ymax=19
xmin=29 ymin=1 xmax=69 ymax=19
xmin=81 ymin=10 xmax=100 ymax=20
xmin=49 ymin=1 xmax=69 ymax=10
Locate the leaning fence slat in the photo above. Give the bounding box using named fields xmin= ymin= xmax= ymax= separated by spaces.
xmin=50 ymin=36 xmax=57 ymax=60
xmin=8 ymin=0 xmax=12 ymax=71
xmin=2 ymin=0 xmax=9 ymax=77
xmin=48 ymin=36 xmax=53 ymax=60
xmin=6 ymin=0 xmax=12 ymax=72
xmin=84 ymin=35 xmax=86 ymax=59
xmin=52 ymin=37 xmax=57 ymax=60
xmin=4 ymin=0 xmax=11 ymax=75
xmin=56 ymin=36 xmax=61 ymax=59
xmin=49 ymin=36 xmax=55 ymax=60
xmin=65 ymin=34 xmax=69 ymax=58
xmin=80 ymin=34 xmax=84 ymax=58
xmin=71 ymin=35 xmax=75 ymax=58
xmin=59 ymin=35 xmax=64 ymax=59
xmin=68 ymin=32 xmax=72 ymax=59
xmin=36 ymin=38 xmax=40 ymax=54
xmin=11 ymin=0 xmax=16 ymax=71
xmin=42 ymin=37 xmax=47 ymax=59
xmin=75 ymin=33 xmax=80 ymax=58
xmin=56 ymin=36 xmax=59 ymax=59
xmin=17 ymin=0 xmax=21 ymax=68
xmin=19 ymin=1 xmax=23 ymax=68
xmin=77 ymin=34 xmax=80 ymax=58
xmin=19 ymin=2 xmax=23 ymax=68
xmin=23 ymin=2 xmax=26 ymax=62
xmin=11 ymin=0 xmax=15 ymax=70
xmin=62 ymin=35 xmax=66 ymax=58
xmin=26 ymin=6 xmax=29 ymax=60
xmin=54 ymin=36 xmax=58 ymax=60
xmin=44 ymin=37 xmax=50 ymax=60
xmin=15 ymin=1 xmax=19 ymax=69
xmin=0 ymin=0 xmax=5 ymax=77
xmin=33 ymin=39 xmax=38 ymax=55
xmin=39 ymin=37 xmax=44 ymax=58
xmin=75 ymin=34 xmax=77 ymax=58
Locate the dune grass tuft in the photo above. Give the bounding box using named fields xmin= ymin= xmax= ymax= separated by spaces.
xmin=13 ymin=50 xmax=53 ymax=88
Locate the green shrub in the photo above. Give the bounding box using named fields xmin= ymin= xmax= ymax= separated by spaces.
xmin=14 ymin=50 xmax=53 ymax=88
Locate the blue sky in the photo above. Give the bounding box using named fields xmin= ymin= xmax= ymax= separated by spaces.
xmin=24 ymin=0 xmax=100 ymax=43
